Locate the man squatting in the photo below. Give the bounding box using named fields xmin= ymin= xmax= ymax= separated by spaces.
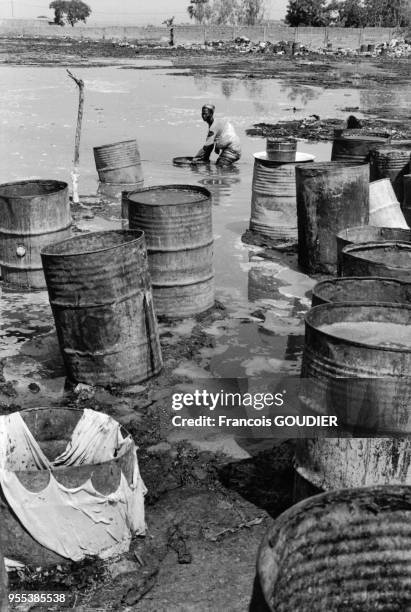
xmin=193 ymin=104 xmax=241 ymax=166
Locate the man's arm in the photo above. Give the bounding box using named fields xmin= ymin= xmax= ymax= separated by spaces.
xmin=193 ymin=123 xmax=218 ymax=161
xmin=193 ymin=143 xmax=214 ymax=161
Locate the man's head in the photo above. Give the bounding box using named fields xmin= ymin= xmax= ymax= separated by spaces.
xmin=201 ymin=104 xmax=215 ymax=124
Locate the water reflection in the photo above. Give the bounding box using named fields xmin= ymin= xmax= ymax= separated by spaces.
xmin=280 ymin=84 xmax=321 ymax=106
xmin=360 ymin=87 xmax=411 ymax=118
xmin=178 ymin=163 xmax=241 ymax=206
xmin=221 ymin=78 xmax=240 ymax=100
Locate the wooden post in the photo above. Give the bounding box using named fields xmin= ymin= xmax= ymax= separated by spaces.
xmin=66 ymin=69 xmax=84 ymax=205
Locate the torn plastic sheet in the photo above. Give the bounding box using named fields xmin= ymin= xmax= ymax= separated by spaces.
xmin=0 ymin=409 xmax=147 ymax=562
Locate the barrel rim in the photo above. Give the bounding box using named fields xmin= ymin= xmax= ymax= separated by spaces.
xmin=40 ymin=229 xmax=145 ymax=257
xmin=0 ymin=179 xmax=68 ymax=198
xmin=341 ymin=240 xmax=411 ymax=270
xmin=295 ymin=161 xmax=370 ymax=172
xmin=253 ymin=151 xmax=315 ymax=163
xmin=371 ymin=147 xmax=411 ymax=155
xmin=10 ymin=407 xmax=133 ymax=485
xmin=336 ymin=225 xmax=411 ymax=241
xmin=305 ymin=301 xmax=411 ymax=353
xmin=312 ymin=276 xmax=410 ymax=299
xmin=93 ymin=139 xmax=138 ymax=152
xmin=127 ymin=184 xmax=211 ymax=206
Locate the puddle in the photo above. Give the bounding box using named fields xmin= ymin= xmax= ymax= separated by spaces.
xmin=1 ymin=61 xmax=407 ymax=399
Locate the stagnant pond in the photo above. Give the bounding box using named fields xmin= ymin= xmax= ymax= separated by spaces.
xmin=0 ymin=61 xmax=403 ymax=398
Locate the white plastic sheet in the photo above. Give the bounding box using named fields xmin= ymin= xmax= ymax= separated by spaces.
xmin=0 ymin=409 xmax=146 ymax=562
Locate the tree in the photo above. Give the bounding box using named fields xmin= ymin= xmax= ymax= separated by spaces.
xmin=211 ymin=0 xmax=241 ymax=25
xmin=330 ymin=0 xmax=367 ymax=26
xmin=285 ymin=0 xmax=329 ymax=26
xmin=49 ymin=0 xmax=91 ymax=27
xmin=239 ymin=0 xmax=266 ymax=25
xmin=187 ymin=0 xmax=212 ymax=23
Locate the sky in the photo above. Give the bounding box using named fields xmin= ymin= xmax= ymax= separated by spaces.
xmin=0 ymin=0 xmax=289 ymax=24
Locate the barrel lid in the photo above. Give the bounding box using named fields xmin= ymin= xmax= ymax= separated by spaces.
xmin=253 ymin=151 xmax=315 ymax=163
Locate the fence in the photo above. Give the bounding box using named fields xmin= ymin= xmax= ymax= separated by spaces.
xmin=0 ymin=20 xmax=403 ymax=48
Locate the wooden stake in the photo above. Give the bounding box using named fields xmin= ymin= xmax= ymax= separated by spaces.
xmin=67 ymin=69 xmax=84 ymax=204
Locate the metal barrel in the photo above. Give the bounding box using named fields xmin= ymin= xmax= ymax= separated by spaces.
xmin=93 ymin=139 xmax=144 ymax=185
xmin=369 ymin=148 xmax=411 ymax=202
xmin=403 ymin=174 xmax=411 ymax=226
xmin=368 ymin=43 xmax=376 ymax=52
xmin=369 ymin=178 xmax=409 ymax=228
xmin=127 ymin=185 xmax=214 ymax=318
xmin=341 ymin=241 xmax=411 ymax=280
xmin=0 ymin=180 xmax=71 ymax=289
xmin=266 ymin=138 xmax=297 ymax=163
xmin=295 ymin=438 xmax=411 ymax=492
xmin=336 ymin=225 xmax=411 ymax=274
xmin=296 ymin=162 xmax=369 ymax=274
xmin=0 ymin=407 xmax=138 ymax=566
xmin=41 ymin=230 xmax=162 ymax=385
xmin=253 ymin=486 xmax=411 ymax=612
xmin=301 ymin=302 xmax=411 ymax=434
xmin=311 ymin=276 xmax=411 ymax=306
xmin=250 ymin=152 xmax=314 ymax=242
xmin=331 ymin=133 xmax=389 ymax=165
xmin=360 ymin=43 xmax=368 ymax=52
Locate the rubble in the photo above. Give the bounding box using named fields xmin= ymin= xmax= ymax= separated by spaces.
xmin=108 ymin=34 xmax=411 ymax=59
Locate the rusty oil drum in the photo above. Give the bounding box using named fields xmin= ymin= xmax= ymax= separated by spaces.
xmin=250 ymin=152 xmax=314 ymax=243
xmin=336 ymin=225 xmax=411 ymax=273
xmin=369 ymin=147 xmax=410 ymax=201
xmin=311 ymin=277 xmax=411 ymax=306
xmin=331 ymin=132 xmax=390 ymax=165
xmin=93 ymin=140 xmax=144 ymax=185
xmin=252 ymin=486 xmax=411 ymax=612
xmin=127 ymin=185 xmax=214 ymax=318
xmin=0 ymin=180 xmax=71 ymax=289
xmin=295 ymin=162 xmax=369 ymax=274
xmin=41 ymin=230 xmax=162 ymax=385
xmin=0 ymin=407 xmax=137 ymax=566
xmin=341 ymin=241 xmax=411 ymax=280
xmin=300 ymin=302 xmax=411 ymax=434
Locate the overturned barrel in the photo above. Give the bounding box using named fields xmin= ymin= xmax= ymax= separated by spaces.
xmin=0 ymin=180 xmax=71 ymax=289
xmin=311 ymin=276 xmax=411 ymax=306
xmin=336 ymin=225 xmax=411 ymax=273
xmin=369 ymin=178 xmax=409 ymax=228
xmin=331 ymin=132 xmax=389 ymax=165
xmin=296 ymin=162 xmax=369 ymax=274
xmin=341 ymin=241 xmax=411 ymax=280
xmin=128 ymin=185 xmax=214 ymax=318
xmin=41 ymin=230 xmax=162 ymax=385
xmin=370 ymin=148 xmax=410 ymax=202
xmin=253 ymin=486 xmax=411 ymax=612
xmin=250 ymin=152 xmax=314 ymax=243
xmin=94 ymin=140 xmax=144 ymax=185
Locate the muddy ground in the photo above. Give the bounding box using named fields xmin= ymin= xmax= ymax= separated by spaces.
xmin=0 ymin=36 xmax=410 ymax=611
